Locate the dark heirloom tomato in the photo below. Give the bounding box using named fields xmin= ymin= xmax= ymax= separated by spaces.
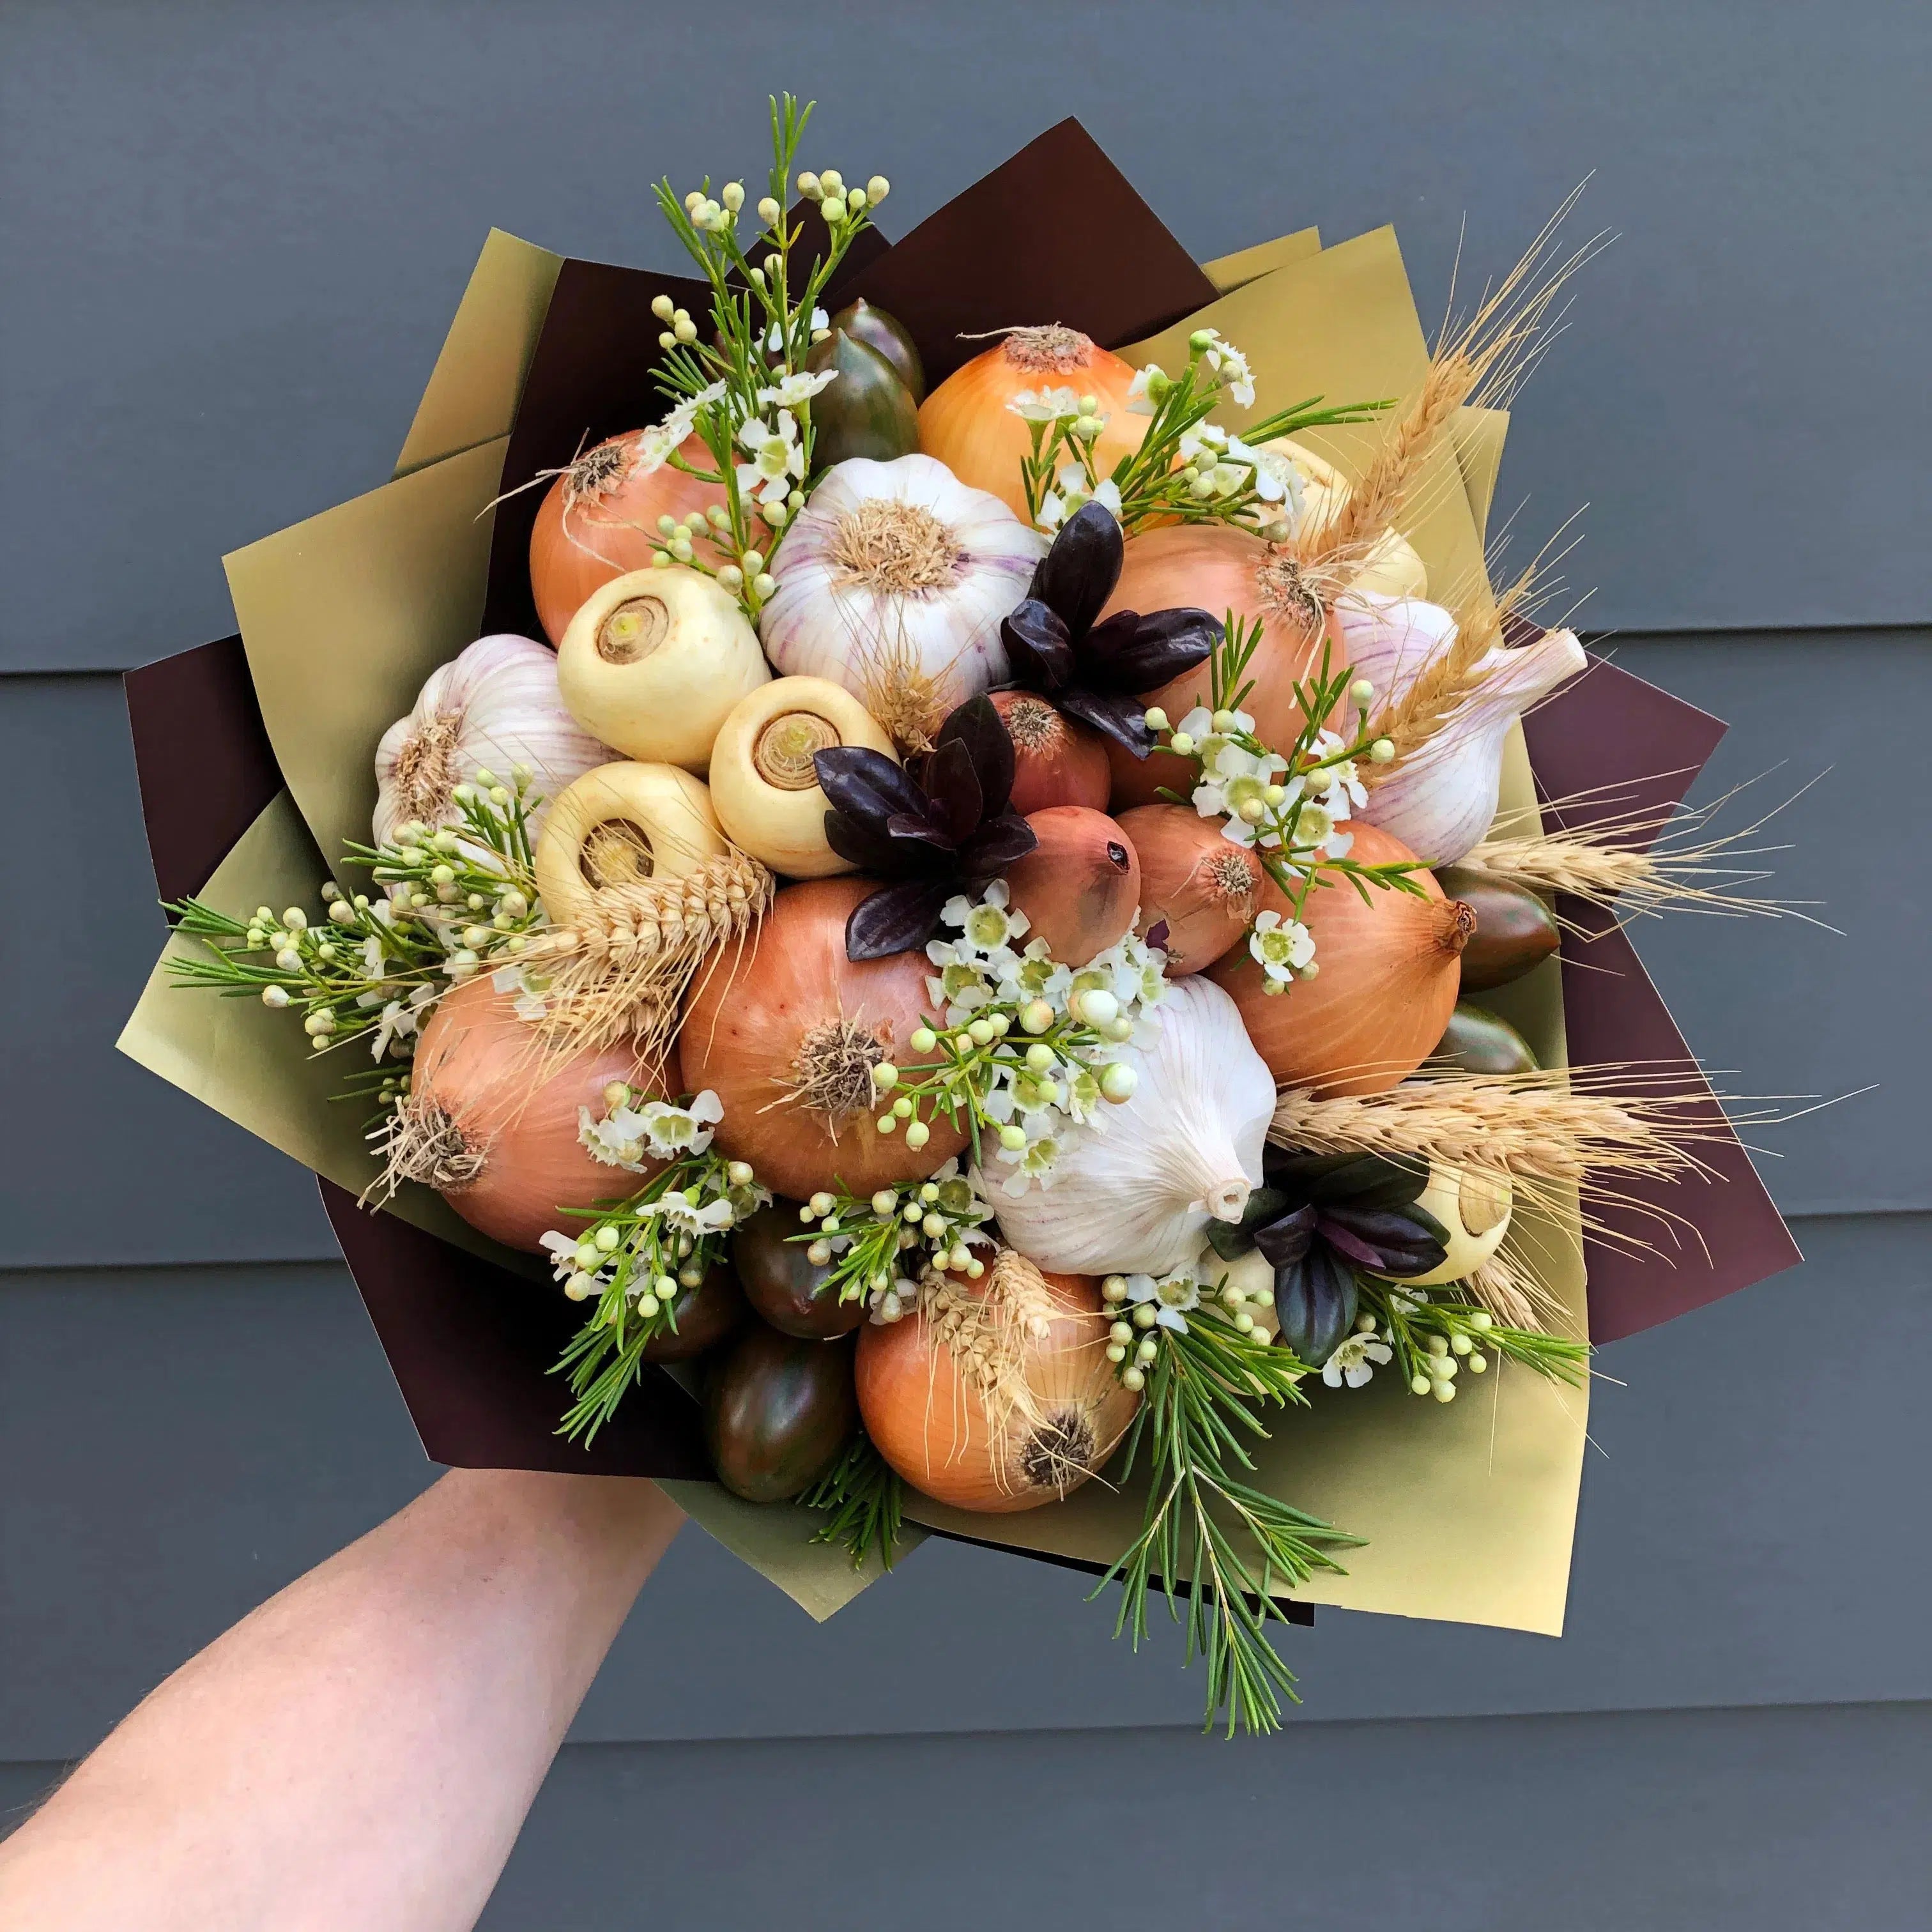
xmin=1434 ymin=868 xmax=1560 ymax=992
xmin=829 ymin=297 xmax=926 ymax=402
xmin=1429 ymin=1002 xmax=1540 ymax=1077
xmin=704 ymin=1322 xmax=857 ymax=1503
xmin=803 ymin=329 xmax=919 ymax=468
xmin=733 ymin=1201 xmax=864 ymax=1338
xmin=639 ymin=1263 xmax=749 ymax=1362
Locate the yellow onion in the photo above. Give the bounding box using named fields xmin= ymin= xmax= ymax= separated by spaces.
xmin=528 ymin=430 xmax=726 ymax=646
xmin=917 ymin=327 xmax=1147 ymax=522
xmin=1000 ymin=806 xmax=1140 ymax=966
xmin=678 ymin=877 xmax=968 ymax=1199
xmin=855 ymin=1253 xmax=1138 ymax=1513
xmin=387 ymin=976 xmax=676 ymax=1252
xmin=1114 ymin=804 xmax=1261 ymax=974
xmin=989 ymin=691 xmax=1111 ymax=814
xmin=1206 ymin=823 xmax=1472 ymax=1096
xmin=1100 ymin=524 xmax=1335 ymax=809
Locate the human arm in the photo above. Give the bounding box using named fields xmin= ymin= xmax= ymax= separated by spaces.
xmin=0 ymin=1468 xmax=684 ymax=1932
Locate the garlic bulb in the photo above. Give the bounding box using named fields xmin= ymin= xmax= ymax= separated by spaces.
xmin=1336 ymin=592 xmax=1587 ymax=864
xmin=372 ymin=634 xmax=612 ymax=846
xmin=1256 ymin=438 xmax=1427 ymax=598
xmin=988 ymin=977 xmax=1275 ymax=1277
xmin=757 ymin=454 xmax=1046 ymax=740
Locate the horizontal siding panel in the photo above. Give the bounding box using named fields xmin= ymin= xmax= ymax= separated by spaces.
xmin=3 ymin=634 xmax=1920 ymax=1272
xmin=3 ymin=1215 xmax=1927 ymax=1761
xmin=8 ymin=1703 xmax=1924 ymax=1929
xmin=482 ymin=1704 xmax=1932 ymax=1931
xmin=2 ymin=3 xmax=1929 ymax=673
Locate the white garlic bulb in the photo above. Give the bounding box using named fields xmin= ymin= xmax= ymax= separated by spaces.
xmin=757 ymin=454 xmax=1046 ymax=725
xmin=373 ymin=634 xmax=613 ymax=846
xmin=1335 ymin=592 xmax=1587 ymax=864
xmin=988 ymin=977 xmax=1275 ymax=1278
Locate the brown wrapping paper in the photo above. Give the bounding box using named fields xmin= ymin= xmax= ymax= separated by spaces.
xmin=118 ymin=126 xmax=1791 ymax=1632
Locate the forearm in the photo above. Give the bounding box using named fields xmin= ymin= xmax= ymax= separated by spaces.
xmin=0 ymin=1469 xmax=684 ymax=1932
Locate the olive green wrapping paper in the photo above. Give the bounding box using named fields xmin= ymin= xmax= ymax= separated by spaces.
xmin=119 ymin=190 xmax=1589 ymax=1630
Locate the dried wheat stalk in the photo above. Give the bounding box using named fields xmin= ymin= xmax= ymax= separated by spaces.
xmin=1462 ymin=815 xmax=1800 ymax=924
xmin=522 ymin=849 xmax=776 ymax=1058
xmin=1298 ymin=187 xmax=1605 ymax=583
xmin=1269 ymin=1069 xmax=1729 ymax=1192
xmin=1354 ymin=565 xmax=1539 ymax=786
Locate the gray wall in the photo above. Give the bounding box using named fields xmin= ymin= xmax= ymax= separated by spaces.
xmin=3 ymin=3 xmax=1928 ymax=1926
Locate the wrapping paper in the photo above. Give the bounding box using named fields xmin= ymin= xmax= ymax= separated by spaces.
xmin=119 ymin=118 xmax=1793 ymax=1627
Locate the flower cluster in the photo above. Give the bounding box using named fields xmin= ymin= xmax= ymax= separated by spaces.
xmin=165 ymin=769 xmax=547 ymax=1112
xmin=1148 ymin=624 xmax=1425 ymax=989
xmin=540 ymin=1133 xmax=768 ymax=1311
xmin=1007 ymin=326 xmax=1388 ymax=538
xmin=1099 ymin=1250 xmax=1277 ymax=1392
xmin=793 ymin=1159 xmax=995 ymax=1321
xmin=579 ymin=1085 xmax=725 ymax=1172
xmin=641 ymin=94 xmax=889 ymax=618
xmin=894 ymin=883 xmax=1165 ymax=1193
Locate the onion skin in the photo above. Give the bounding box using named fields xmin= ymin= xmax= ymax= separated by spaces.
xmin=1001 ymin=807 xmax=1140 ymax=966
xmin=640 ymin=1263 xmax=748 ymax=1361
xmin=704 ymin=1322 xmax=857 ymax=1503
xmin=989 ymin=690 xmax=1112 ymax=814
xmin=407 ymin=976 xmax=677 ymax=1252
xmin=1115 ymin=804 xmax=1261 ymax=974
xmin=855 ymin=1266 xmax=1138 ymax=1513
xmin=1100 ymin=525 xmax=1334 ymax=810
xmin=528 ymin=431 xmax=725 ymax=647
xmin=733 ymin=1200 xmax=865 ymax=1338
xmin=1206 ymin=823 xmax=1471 ymax=1096
xmin=678 ymin=878 xmax=968 ymax=1199
xmin=917 ymin=330 xmax=1147 ymax=521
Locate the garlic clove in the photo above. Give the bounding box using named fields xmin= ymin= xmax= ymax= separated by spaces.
xmin=756 ymin=454 xmax=1045 ymax=750
xmin=372 ymin=633 xmax=614 ymax=847
xmin=986 ymin=977 xmax=1273 ymax=1278
xmin=1337 ymin=594 xmax=1586 ymax=864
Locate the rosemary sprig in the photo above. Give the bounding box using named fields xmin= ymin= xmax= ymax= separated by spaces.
xmin=791 ymin=1165 xmax=994 ymax=1315
xmin=164 ymin=770 xmax=546 ymax=1099
xmin=1357 ymin=1278 xmax=1588 ymax=1400
xmin=641 ymin=93 xmax=887 ymax=617
xmin=802 ymin=1435 xmax=907 ymax=1572
xmin=550 ymin=1147 xmax=768 ymax=1443
xmin=1018 ymin=329 xmax=1391 ymax=537
xmin=1096 ymin=1307 xmax=1359 ymax=1736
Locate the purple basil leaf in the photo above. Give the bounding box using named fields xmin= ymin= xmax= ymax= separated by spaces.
xmin=1031 ymin=500 xmax=1122 ymax=636
xmin=1321 ymin=1204 xmax=1449 ymax=1278
xmin=934 ymin=695 xmax=1015 ymax=820
xmin=919 ymin=737 xmax=983 ymax=845
xmin=1273 ymin=1247 xmax=1359 ymax=1367
xmin=1060 ymin=685 xmax=1154 ymax=757
xmin=1076 ymin=608 xmax=1143 ymax=674
xmin=1000 ymin=601 xmax=1076 ymax=693
xmin=884 ymin=810 xmax=957 ymax=854
xmin=824 ymin=810 xmax=923 ymax=877
xmin=1146 ymin=917 xmax=1171 ymax=950
xmin=814 ymin=746 xmax=929 ymax=830
xmin=1253 ymin=1202 xmax=1319 ymax=1269
xmin=1100 ymin=607 xmax=1223 ymax=693
xmin=845 ymin=878 xmax=953 ymax=961
xmin=957 ymin=812 xmax=1038 ymax=883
